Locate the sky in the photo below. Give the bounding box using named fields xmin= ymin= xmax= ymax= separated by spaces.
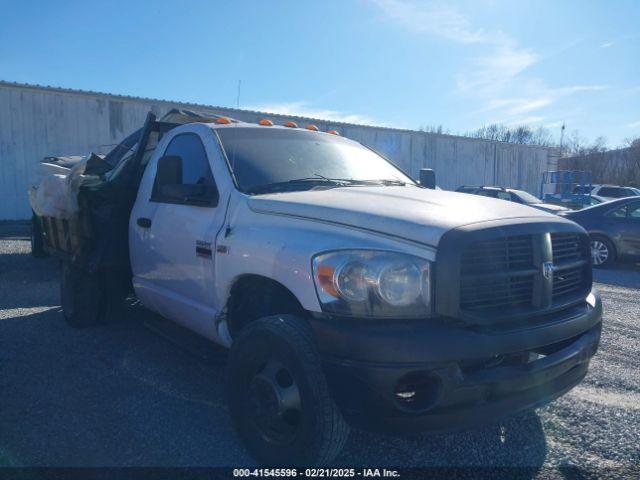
xmin=0 ymin=0 xmax=638 ymax=146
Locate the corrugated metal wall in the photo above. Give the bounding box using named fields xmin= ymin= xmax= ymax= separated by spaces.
xmin=0 ymin=81 xmax=557 ymax=220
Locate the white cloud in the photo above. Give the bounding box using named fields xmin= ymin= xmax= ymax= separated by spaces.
xmin=556 ymin=85 xmax=608 ymax=95
xmin=601 ymin=42 xmax=614 ymax=48
xmin=480 ymin=84 xmax=607 ymax=111
xmin=373 ymin=0 xmax=540 ymax=111
xmin=371 ymin=0 xmax=491 ymax=44
xmin=456 ymin=44 xmax=539 ymax=95
xmin=246 ymin=101 xmax=377 ymax=125
xmin=372 ymin=1 xmax=612 ymax=129
xmin=627 ymin=120 xmax=640 ymax=128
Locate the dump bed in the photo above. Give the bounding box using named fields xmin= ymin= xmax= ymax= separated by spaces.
xmin=30 ymin=109 xmax=234 ymax=271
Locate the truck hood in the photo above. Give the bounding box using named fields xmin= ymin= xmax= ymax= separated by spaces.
xmin=248 ymin=186 xmax=557 ymax=246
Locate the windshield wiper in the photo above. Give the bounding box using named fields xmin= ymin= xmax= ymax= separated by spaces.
xmin=378 ymin=179 xmax=407 ymax=186
xmin=334 ymin=178 xmax=408 ymax=186
xmin=247 ymin=176 xmax=411 ymax=195
xmin=247 ymin=177 xmax=357 ymax=195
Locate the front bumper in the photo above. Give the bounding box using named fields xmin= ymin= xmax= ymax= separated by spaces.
xmin=310 ymin=290 xmax=602 ymax=434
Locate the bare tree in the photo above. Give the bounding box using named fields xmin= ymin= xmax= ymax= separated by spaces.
xmin=624 ymin=137 xmax=640 ymax=185
xmin=565 ymin=131 xmax=607 ymax=156
xmin=419 ymin=124 xmax=450 ymax=134
xmin=466 ymin=124 xmax=554 ymax=146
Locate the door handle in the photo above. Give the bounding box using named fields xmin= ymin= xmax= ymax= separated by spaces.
xmin=137 ymin=217 xmax=152 ymax=228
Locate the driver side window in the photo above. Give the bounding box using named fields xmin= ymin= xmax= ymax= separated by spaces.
xmin=509 ymin=193 xmax=522 ymax=203
xmin=628 ymin=203 xmax=640 ymax=218
xmin=608 ymin=206 xmax=627 ymax=218
xmin=477 ymin=190 xmax=496 ymax=198
xmin=151 ymin=133 xmax=217 ymax=205
xmin=162 ymin=133 xmax=214 ymax=187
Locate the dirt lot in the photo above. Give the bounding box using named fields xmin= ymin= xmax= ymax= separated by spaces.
xmin=1 ymin=227 xmax=639 ymax=478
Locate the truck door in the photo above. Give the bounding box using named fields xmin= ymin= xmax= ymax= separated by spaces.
xmin=130 ymin=128 xmax=228 ymax=340
xmin=618 ymin=201 xmax=640 ymax=257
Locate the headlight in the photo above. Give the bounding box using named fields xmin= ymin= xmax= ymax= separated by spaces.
xmin=312 ymin=250 xmax=432 ymax=318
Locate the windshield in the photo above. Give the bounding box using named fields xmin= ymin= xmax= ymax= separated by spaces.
xmin=512 ymin=189 xmax=542 ymax=204
xmin=216 ymin=127 xmax=414 ymax=194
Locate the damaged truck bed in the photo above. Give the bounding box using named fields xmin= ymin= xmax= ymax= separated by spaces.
xmin=30 ymin=109 xmax=233 ymax=273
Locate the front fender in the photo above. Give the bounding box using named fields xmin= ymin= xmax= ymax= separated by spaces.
xmin=214 ymin=202 xmax=437 ymax=313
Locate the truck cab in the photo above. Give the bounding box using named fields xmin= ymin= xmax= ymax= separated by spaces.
xmin=48 ymin=113 xmax=602 ymax=466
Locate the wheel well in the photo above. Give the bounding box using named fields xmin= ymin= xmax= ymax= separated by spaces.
xmin=226 ymin=275 xmax=306 ymax=337
xmin=589 ymin=233 xmax=617 ymax=254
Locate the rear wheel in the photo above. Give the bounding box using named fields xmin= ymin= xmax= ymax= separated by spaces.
xmin=30 ymin=214 xmax=47 ymax=258
xmin=61 ymin=262 xmax=108 ymax=328
xmin=227 ymin=315 xmax=349 ymax=466
xmin=590 ymin=235 xmax=615 ymax=267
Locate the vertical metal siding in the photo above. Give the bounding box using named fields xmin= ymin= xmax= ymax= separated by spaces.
xmin=0 ymin=83 xmax=554 ymax=220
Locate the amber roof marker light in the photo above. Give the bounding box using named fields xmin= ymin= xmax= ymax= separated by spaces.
xmin=216 ymin=117 xmax=232 ymax=124
xmin=259 ymin=119 xmax=274 ymax=126
xmin=328 ymin=130 xmax=340 ymax=135
xmin=284 ymin=121 xmax=298 ymax=128
xmin=306 ymin=124 xmax=319 ymax=131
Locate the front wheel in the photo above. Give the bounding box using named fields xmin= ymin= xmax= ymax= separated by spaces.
xmin=590 ymin=235 xmax=615 ymax=268
xmin=227 ymin=315 xmax=349 ymax=466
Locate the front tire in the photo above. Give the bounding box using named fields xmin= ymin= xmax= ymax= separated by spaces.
xmin=61 ymin=262 xmax=108 ymax=328
xmin=590 ymin=235 xmax=615 ymax=268
xmin=227 ymin=315 xmax=349 ymax=466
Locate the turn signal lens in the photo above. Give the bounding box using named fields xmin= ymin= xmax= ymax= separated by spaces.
xmin=306 ymin=124 xmax=319 ymax=131
xmin=316 ymin=265 xmax=338 ymax=298
xmin=259 ymin=119 xmax=274 ymax=126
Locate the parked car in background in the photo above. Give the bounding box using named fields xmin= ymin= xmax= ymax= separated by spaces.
xmin=588 ymin=195 xmax=607 ymax=206
xmin=560 ymin=197 xmax=640 ymax=267
xmin=573 ymin=184 xmax=640 ymax=201
xmin=456 ymin=185 xmax=570 ymax=214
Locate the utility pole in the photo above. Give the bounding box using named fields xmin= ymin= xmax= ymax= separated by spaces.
xmin=236 ymin=80 xmax=242 ymax=109
xmin=559 ymin=123 xmax=566 ymax=153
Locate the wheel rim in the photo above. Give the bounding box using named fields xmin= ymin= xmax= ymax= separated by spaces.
xmin=246 ymin=359 xmax=302 ymax=445
xmin=591 ymin=240 xmax=609 ymax=265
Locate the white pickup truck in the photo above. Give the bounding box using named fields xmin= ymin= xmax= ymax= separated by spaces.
xmin=35 ymin=110 xmax=602 ymax=466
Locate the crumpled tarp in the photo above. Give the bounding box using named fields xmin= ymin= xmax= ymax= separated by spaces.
xmin=28 ymin=172 xmax=73 ymax=218
xmin=28 ymin=153 xmax=108 ymax=219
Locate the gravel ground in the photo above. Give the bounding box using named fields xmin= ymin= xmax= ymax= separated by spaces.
xmin=0 ymin=234 xmax=639 ymax=478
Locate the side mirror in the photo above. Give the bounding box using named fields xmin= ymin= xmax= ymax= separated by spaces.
xmin=419 ymin=168 xmax=436 ymax=189
xmin=156 ymin=155 xmax=183 ymax=185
